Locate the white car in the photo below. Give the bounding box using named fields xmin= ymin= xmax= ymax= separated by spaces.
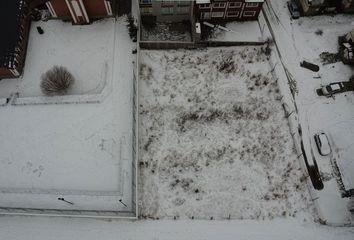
xmin=314 ymin=133 xmax=331 ymax=156
xmin=316 ymin=82 xmax=345 ymax=97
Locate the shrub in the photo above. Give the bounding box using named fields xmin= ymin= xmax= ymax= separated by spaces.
xmin=40 ymin=66 xmax=74 ymax=96
xmin=315 ymin=29 xmax=323 ymax=36
xmin=126 ymin=14 xmax=138 ymax=42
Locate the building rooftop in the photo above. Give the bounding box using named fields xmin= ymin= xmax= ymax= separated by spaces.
xmin=0 ymin=0 xmax=27 ymax=69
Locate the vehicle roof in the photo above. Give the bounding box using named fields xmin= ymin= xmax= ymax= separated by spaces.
xmin=318 ymin=133 xmax=328 ymax=142
xmin=330 ymin=83 xmax=341 ymax=90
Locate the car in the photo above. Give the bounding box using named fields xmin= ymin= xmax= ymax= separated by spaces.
xmin=287 ymin=0 xmax=301 ymax=19
xmin=314 ymin=132 xmax=331 ymax=156
xmin=316 ymin=82 xmax=345 ymax=97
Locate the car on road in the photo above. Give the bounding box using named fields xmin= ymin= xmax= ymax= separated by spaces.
xmin=314 ymin=132 xmax=331 ymax=156
xmin=316 ymin=82 xmax=345 ymax=97
xmin=287 ymin=0 xmax=301 ymax=19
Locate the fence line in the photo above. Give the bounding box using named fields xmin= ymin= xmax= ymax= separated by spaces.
xmin=140 ymin=40 xmax=266 ymax=50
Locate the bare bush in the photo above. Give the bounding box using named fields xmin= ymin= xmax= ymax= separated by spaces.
xmin=315 ymin=29 xmax=323 ymax=36
xmin=40 ymin=66 xmax=74 ymax=96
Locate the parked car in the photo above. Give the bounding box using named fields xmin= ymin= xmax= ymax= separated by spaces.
xmin=287 ymin=0 xmax=301 ymax=19
xmin=316 ymin=82 xmax=345 ymax=97
xmin=314 ymin=132 xmax=331 ymax=156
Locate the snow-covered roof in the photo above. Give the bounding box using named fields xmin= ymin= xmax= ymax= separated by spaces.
xmin=0 ymin=0 xmax=27 ymax=70
xmin=196 ymin=0 xmax=210 ymax=3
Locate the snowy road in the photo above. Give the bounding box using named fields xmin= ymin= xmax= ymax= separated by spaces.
xmin=263 ymin=0 xmax=354 ymax=225
xmin=0 ymin=216 xmax=353 ymax=240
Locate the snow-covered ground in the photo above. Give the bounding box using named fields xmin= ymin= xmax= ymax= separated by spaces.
xmin=206 ymin=20 xmax=264 ymax=42
xmin=1 ymin=216 xmax=353 ymax=240
xmin=0 ymin=18 xmax=135 ymax=214
xmin=0 ymin=18 xmax=115 ymax=98
xmin=264 ymin=0 xmax=354 ymax=225
xmin=141 ymin=22 xmax=192 ymax=42
xmin=138 ymin=47 xmax=315 ymax=220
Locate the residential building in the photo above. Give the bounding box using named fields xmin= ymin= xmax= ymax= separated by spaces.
xmin=139 ymin=0 xmax=193 ymax=22
xmin=0 ymin=0 xmax=31 ymax=79
xmin=139 ymin=0 xmax=264 ymax=23
xmin=43 ymin=0 xmax=116 ymax=24
xmin=195 ymin=0 xmax=264 ymax=22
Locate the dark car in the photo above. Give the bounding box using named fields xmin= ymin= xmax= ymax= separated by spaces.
xmin=287 ymin=0 xmax=301 ymax=19
xmin=316 ymin=82 xmax=345 ymax=97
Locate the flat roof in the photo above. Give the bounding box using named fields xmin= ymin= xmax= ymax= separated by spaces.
xmin=0 ymin=0 xmax=27 ymax=69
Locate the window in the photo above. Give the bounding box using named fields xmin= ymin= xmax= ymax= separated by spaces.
xmin=141 ymin=6 xmax=152 ymax=13
xmin=245 ymin=3 xmax=259 ymax=8
xmin=201 ymin=12 xmax=211 ymax=19
xmin=161 ymin=6 xmax=174 ymax=14
xmin=243 ymin=11 xmax=256 ymax=17
xmin=177 ymin=6 xmax=189 ymax=14
xmin=140 ymin=0 xmax=152 ymax=3
xmin=227 ymin=11 xmax=239 ymax=17
xmin=228 ymin=2 xmax=242 ymax=8
xmin=211 ymin=11 xmax=224 ymax=17
xmin=177 ymin=1 xmax=190 ymax=6
xmin=199 ymin=3 xmax=211 ymax=9
xmin=213 ymin=2 xmax=226 ymax=8
xmin=161 ymin=0 xmax=174 ymax=7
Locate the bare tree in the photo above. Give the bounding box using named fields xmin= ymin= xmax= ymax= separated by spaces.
xmin=40 ymin=66 xmax=74 ymax=96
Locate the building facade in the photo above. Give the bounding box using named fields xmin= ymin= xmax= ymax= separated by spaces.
xmin=195 ymin=0 xmax=264 ymax=22
xmin=139 ymin=0 xmax=193 ymax=22
xmin=45 ymin=0 xmax=115 ymax=24
xmin=0 ymin=0 xmax=31 ymax=79
xmin=139 ymin=0 xmax=264 ymax=23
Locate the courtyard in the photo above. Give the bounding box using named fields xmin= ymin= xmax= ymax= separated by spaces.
xmin=0 ymin=18 xmax=136 ymax=215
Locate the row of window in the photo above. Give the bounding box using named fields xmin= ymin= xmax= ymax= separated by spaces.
xmin=140 ymin=1 xmax=259 ymax=8
xmin=199 ymin=2 xmax=259 ymax=9
xmin=141 ymin=6 xmax=190 ymax=14
xmin=200 ymin=10 xmax=256 ymax=19
xmin=140 ymin=0 xmax=190 ymax=4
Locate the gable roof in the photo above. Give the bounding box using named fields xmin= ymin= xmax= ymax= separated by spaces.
xmin=0 ymin=0 xmax=28 ymax=70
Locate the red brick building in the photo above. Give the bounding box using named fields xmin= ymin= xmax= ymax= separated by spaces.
xmin=45 ymin=0 xmax=115 ymax=24
xmin=195 ymin=0 xmax=264 ymax=22
xmin=0 ymin=0 xmax=31 ymax=79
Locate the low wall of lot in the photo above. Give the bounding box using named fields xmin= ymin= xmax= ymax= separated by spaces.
xmin=140 ymin=40 xmax=266 ymax=50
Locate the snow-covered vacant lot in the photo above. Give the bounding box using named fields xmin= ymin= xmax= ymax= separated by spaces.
xmin=139 ymin=47 xmax=314 ymax=219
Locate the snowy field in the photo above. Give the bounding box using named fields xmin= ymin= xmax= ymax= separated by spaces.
xmin=264 ymin=0 xmax=354 ymax=225
xmin=138 ymin=47 xmax=315 ymax=220
xmin=0 ymin=18 xmax=135 ymax=213
xmin=0 ymin=18 xmax=115 ymax=98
